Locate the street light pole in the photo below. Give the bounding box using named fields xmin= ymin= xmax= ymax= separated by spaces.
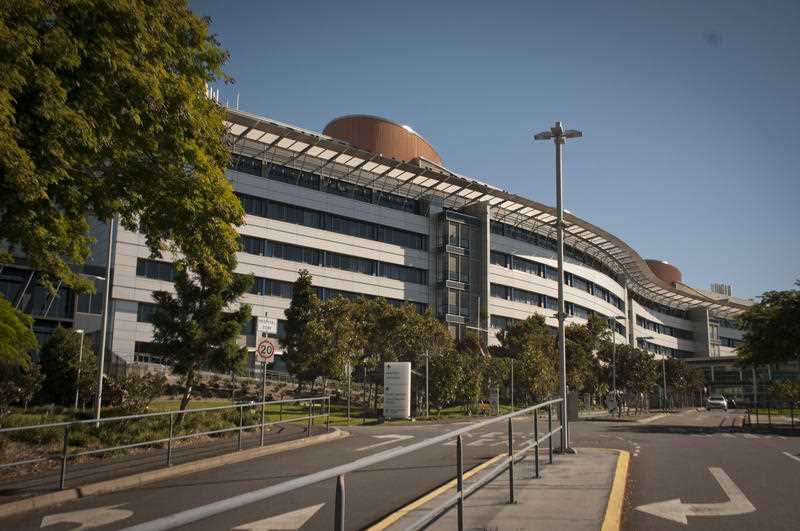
xmin=535 ymin=122 xmax=582 ymax=453
xmin=74 ymin=329 xmax=85 ymax=410
xmin=638 ymin=335 xmax=655 ymax=410
xmin=425 ymin=352 xmax=429 ymax=418
xmin=94 ymin=215 xmax=116 ymax=424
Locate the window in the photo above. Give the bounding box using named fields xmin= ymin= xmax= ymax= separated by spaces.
xmin=636 ymin=315 xmax=694 ymax=340
xmin=229 ymin=153 xmax=263 ymax=176
xmin=490 ymin=283 xmax=511 ymax=300
xmin=237 ymin=193 xmax=427 ymax=250
xmin=136 ymin=259 xmax=176 ymax=282
xmin=137 ymin=302 xmax=157 ymax=323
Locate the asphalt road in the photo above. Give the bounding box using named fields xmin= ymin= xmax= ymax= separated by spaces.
xmin=3 ymin=410 xmax=799 ymax=530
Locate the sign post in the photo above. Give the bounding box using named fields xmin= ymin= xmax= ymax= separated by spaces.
xmin=256 ymin=314 xmax=277 ymax=447
xmin=383 ymin=362 xmax=411 ymax=419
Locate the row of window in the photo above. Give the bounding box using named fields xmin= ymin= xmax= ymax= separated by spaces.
xmin=0 ymin=266 xmax=76 ymax=320
xmin=637 ymin=339 xmax=694 ymax=359
xmin=490 ymin=220 xmax=623 ymax=284
xmin=239 ymin=235 xmax=428 ymax=285
xmin=229 ymin=154 xmax=423 ymax=215
xmin=490 ymin=283 xmax=626 ymax=335
xmin=636 ymin=315 xmax=694 ymax=340
xmin=136 ymin=258 xmax=177 ymax=282
xmin=720 ymin=336 xmax=743 ymax=348
xmin=716 ymin=318 xmax=740 ymax=330
xmin=631 ymin=292 xmax=689 ymax=320
xmin=238 ymin=192 xmax=427 ymax=251
xmin=490 ymin=251 xmax=626 ymax=311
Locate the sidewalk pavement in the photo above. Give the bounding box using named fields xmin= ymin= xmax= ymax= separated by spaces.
xmin=378 ymin=447 xmax=626 ymax=531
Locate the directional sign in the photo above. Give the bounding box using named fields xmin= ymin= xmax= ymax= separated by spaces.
xmin=256 ymin=339 xmax=276 ymax=363
xmin=233 ymin=504 xmax=324 ymax=530
xmin=41 ymin=504 xmax=133 ymax=530
xmin=636 ymin=467 xmax=755 ymax=525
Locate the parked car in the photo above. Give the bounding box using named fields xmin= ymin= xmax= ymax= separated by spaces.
xmin=707 ymin=395 xmax=728 ymax=410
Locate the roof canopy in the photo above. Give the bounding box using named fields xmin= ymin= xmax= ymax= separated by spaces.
xmin=223 ymin=109 xmax=751 ymax=318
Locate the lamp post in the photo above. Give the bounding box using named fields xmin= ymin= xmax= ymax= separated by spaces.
xmin=610 ymin=315 xmax=626 ymax=416
xmin=74 ymin=329 xmax=85 ymax=410
xmin=534 ymin=122 xmax=582 ymax=452
xmin=94 ymin=215 xmax=117 ymax=424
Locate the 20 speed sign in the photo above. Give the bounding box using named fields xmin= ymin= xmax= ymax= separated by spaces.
xmin=256 ymin=339 xmax=276 ymax=363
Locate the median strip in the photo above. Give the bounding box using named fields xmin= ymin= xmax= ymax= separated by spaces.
xmin=367 ymin=453 xmax=505 ymax=531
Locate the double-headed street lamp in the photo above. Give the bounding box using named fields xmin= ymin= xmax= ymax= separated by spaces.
xmin=534 ymin=122 xmax=582 ymax=452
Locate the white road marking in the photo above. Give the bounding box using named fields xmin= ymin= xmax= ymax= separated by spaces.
xmin=743 ymin=433 xmax=759 ymax=439
xmin=636 ymin=467 xmax=755 ymax=525
xmin=41 ymin=504 xmax=133 ymax=530
xmin=783 ymin=452 xmax=800 ymax=464
xmin=232 ymin=504 xmax=324 ymax=530
xmin=355 ymin=435 xmax=414 ymax=452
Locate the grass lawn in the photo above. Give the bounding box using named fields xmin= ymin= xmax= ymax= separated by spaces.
xmin=750 ymin=407 xmax=797 ymax=416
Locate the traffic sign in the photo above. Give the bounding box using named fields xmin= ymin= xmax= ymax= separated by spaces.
xmin=256 ymin=339 xmax=276 ymax=363
xmin=257 ymin=316 xmax=278 ymax=338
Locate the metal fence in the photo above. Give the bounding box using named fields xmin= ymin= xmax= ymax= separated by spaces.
xmin=0 ymin=396 xmax=331 ymax=491
xmin=745 ymin=401 xmax=797 ymax=429
xmin=121 ymin=397 xmax=564 ymax=531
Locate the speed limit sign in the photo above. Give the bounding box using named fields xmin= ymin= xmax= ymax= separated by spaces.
xmin=256 ymin=339 xmax=276 ymax=363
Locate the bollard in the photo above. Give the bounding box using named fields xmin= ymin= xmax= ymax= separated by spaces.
xmin=59 ymin=425 xmax=70 ymax=490
xmin=237 ymin=405 xmax=244 ymax=451
xmin=167 ymin=413 xmax=175 ymax=466
xmin=334 ymin=474 xmax=345 ymax=531
xmin=456 ymin=435 xmax=464 ymax=531
xmin=548 ymin=405 xmax=553 ymax=464
xmin=507 ymin=418 xmax=515 ymax=504
xmin=533 ymin=410 xmax=540 ymax=479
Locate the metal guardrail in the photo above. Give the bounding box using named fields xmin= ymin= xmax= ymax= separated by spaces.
xmin=121 ymin=397 xmax=564 ymax=531
xmin=0 ymin=396 xmax=332 ymax=490
xmin=745 ymin=401 xmax=796 ymax=429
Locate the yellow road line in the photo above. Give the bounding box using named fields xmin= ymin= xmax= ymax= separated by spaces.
xmin=367 ymin=453 xmax=506 ymax=531
xmin=601 ymin=449 xmax=630 ymax=531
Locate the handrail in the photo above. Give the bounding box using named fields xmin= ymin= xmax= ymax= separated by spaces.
xmin=0 ymin=396 xmax=332 ymax=490
xmin=121 ymin=397 xmax=564 ymax=531
xmin=0 ymin=396 xmax=328 ymax=433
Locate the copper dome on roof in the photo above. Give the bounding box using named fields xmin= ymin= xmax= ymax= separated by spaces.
xmin=645 ymin=260 xmax=683 ymax=285
xmin=323 ymin=115 xmax=442 ymax=166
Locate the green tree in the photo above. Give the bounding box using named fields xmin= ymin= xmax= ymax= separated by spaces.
xmin=427 ymin=346 xmax=464 ymax=416
xmin=769 ymin=380 xmax=800 ymax=407
xmin=613 ymin=345 xmax=658 ymax=413
xmin=283 ymin=270 xmax=320 ymax=385
xmin=151 ymin=264 xmax=252 ymax=413
xmin=565 ymin=314 xmax=607 ymax=394
xmin=303 ymin=297 xmax=364 ymax=386
xmin=457 ymin=332 xmax=489 ymax=414
xmin=664 ymin=358 xmax=704 ymax=407
xmin=39 ymin=327 xmax=97 ymax=406
xmin=0 ymin=0 xmax=242 ymax=293
xmin=0 ymin=361 xmax=42 ymax=417
xmin=737 ymin=281 xmax=800 ymax=366
xmin=493 ymin=315 xmax=559 ymax=404
xmin=0 ymin=296 xmax=38 ymax=367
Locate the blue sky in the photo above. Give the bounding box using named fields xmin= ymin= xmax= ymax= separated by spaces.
xmin=191 ymin=0 xmax=799 ymax=299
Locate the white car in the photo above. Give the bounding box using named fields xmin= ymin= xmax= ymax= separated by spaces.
xmin=707 ymin=396 xmax=728 ymax=410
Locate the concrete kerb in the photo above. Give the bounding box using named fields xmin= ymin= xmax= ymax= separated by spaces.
xmin=0 ymin=427 xmax=349 ymax=520
xmin=601 ymin=450 xmax=630 ymax=531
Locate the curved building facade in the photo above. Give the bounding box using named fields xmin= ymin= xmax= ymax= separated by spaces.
xmin=81 ymin=108 xmax=769 ymax=399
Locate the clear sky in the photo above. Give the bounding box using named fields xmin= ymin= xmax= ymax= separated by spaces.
xmin=191 ymin=0 xmax=799 ymax=299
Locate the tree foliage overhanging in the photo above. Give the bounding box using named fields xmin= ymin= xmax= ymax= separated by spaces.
xmin=736 ymin=280 xmax=800 ymax=367
xmin=0 ymin=0 xmax=242 ymax=292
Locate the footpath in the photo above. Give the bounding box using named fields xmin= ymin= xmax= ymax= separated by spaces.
xmin=374 ymin=447 xmax=628 ymax=531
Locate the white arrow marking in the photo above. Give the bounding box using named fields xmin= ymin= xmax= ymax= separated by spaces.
xmin=636 ymin=467 xmax=755 ymax=525
xmin=355 ymin=434 xmax=414 ymax=451
xmin=783 ymin=451 xmax=800 ymax=463
xmin=232 ymin=504 xmax=324 ymax=530
xmin=232 ymin=504 xmax=323 ymax=531
xmin=41 ymin=504 xmax=133 ymax=530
